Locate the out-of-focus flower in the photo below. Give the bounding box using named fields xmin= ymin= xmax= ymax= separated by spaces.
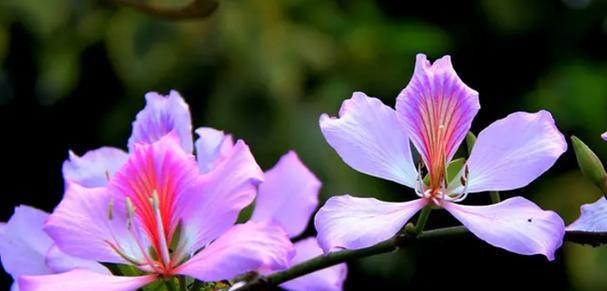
xmin=315 ymin=54 xmax=567 ymax=260
xmin=19 ymin=92 xmax=294 ymax=290
xmin=0 ymin=206 xmax=109 ymax=291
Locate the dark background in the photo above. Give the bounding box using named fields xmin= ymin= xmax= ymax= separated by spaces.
xmin=1 ymin=0 xmax=607 ymax=290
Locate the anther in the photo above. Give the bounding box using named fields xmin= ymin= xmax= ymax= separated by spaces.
xmin=107 ymin=198 xmax=114 ymax=220
xmin=125 ymin=197 xmax=136 ymax=230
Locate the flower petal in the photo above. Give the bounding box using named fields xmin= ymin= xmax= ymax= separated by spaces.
xmin=280 ymin=237 xmax=347 ymax=291
xmin=443 ymin=197 xmax=565 ymax=260
xmin=0 ymin=206 xmax=54 ymax=279
xmin=567 ymin=197 xmax=607 ymax=232
xmin=320 ymin=92 xmax=418 ymax=188
xmin=396 ymin=54 xmax=480 ymax=170
xmin=128 ymin=90 xmax=193 ymax=153
xmin=250 ymin=151 xmax=321 ymax=238
xmin=314 ymin=195 xmax=427 ymax=252
xmin=45 ymin=245 xmax=110 ymax=274
xmin=45 ymin=183 xmax=143 ymax=264
xmin=194 ymin=127 xmax=234 ymax=174
xmin=181 ymin=140 xmax=264 ymax=252
xmin=62 ymin=147 xmax=128 ymax=188
xmin=176 ymin=222 xmax=293 ymax=282
xmin=18 ymin=269 xmax=156 ymax=291
xmin=602 ymin=132 xmax=607 ymax=141
xmin=462 ymin=111 xmax=567 ymax=193
xmin=109 ymin=133 xmax=199 ymax=255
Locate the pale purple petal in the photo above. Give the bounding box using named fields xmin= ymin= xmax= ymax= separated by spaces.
xmin=62 ymin=147 xmax=128 ymax=188
xmin=45 ymin=184 xmax=144 ymax=264
xmin=45 ymin=245 xmax=110 ymax=274
xmin=18 ymin=269 xmax=156 ymax=291
xmin=320 ymin=92 xmax=418 ymax=188
xmin=180 ymin=139 xmax=264 ymax=252
xmin=176 ymin=222 xmax=293 ymax=281
xmin=567 ymin=197 xmax=607 ymax=232
xmin=280 ymin=237 xmax=347 ymax=291
xmin=315 ymin=195 xmax=427 ymax=252
xmin=396 ymin=54 xmax=480 ymax=169
xmin=462 ymin=111 xmax=567 ymax=193
xmin=194 ymin=127 xmax=234 ymax=174
xmin=443 ymin=197 xmax=565 ymax=260
xmin=602 ymin=132 xmax=607 ymax=141
xmin=250 ymin=151 xmax=321 ymax=238
xmin=0 ymin=206 xmax=54 ymax=279
xmin=128 ymin=90 xmax=193 ymax=153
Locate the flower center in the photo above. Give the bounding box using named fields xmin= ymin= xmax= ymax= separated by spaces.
xmin=104 ymin=190 xmax=184 ymax=276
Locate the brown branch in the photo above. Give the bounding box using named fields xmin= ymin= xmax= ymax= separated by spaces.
xmin=107 ymin=0 xmax=218 ymax=20
xmin=235 ymin=226 xmax=607 ymax=291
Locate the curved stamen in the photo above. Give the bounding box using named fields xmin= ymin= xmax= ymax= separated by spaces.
xmin=151 ymin=190 xmax=172 ymax=269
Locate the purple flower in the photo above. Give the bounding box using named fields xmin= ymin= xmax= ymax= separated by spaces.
xmin=315 ymin=54 xmax=567 ymax=260
xmin=19 ymin=92 xmax=294 ymax=290
xmin=0 ymin=206 xmax=109 ymax=291
xmin=197 ymin=131 xmax=348 ymax=291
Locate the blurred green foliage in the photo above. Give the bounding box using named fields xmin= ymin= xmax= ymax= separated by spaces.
xmin=1 ymin=0 xmax=607 ymax=290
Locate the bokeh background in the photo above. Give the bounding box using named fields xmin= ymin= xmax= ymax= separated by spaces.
xmin=1 ymin=0 xmax=607 ymax=290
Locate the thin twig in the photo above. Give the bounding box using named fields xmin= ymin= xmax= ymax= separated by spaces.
xmin=235 ymin=226 xmax=607 ymax=290
xmin=107 ymin=0 xmax=218 ymax=20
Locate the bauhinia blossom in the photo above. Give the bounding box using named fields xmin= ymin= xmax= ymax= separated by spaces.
xmin=19 ymin=92 xmax=294 ymax=290
xmin=197 ymin=129 xmax=347 ymax=291
xmin=0 ymin=206 xmax=109 ymax=291
xmin=315 ymin=54 xmax=567 ymax=260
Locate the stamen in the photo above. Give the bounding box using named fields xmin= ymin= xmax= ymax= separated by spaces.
xmin=105 ymin=170 xmax=111 ymax=182
xmin=126 ymin=197 xmax=136 ymax=230
xmin=107 ymin=198 xmax=114 ymax=220
xmin=151 ymin=190 xmax=172 ymax=269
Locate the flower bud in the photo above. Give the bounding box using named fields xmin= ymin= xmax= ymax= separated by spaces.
xmin=571 ymin=136 xmax=607 ymax=194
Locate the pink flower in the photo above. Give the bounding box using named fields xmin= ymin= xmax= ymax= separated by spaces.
xmin=19 ymin=92 xmax=293 ymax=291
xmin=315 ymin=54 xmax=567 ymax=260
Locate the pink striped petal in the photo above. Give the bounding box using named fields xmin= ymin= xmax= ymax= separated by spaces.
xmin=250 ymin=151 xmax=321 ymax=238
xmin=443 ymin=197 xmax=565 ymax=261
xmin=320 ymin=92 xmax=418 ymax=188
xmin=128 ymin=90 xmax=193 ymax=153
xmin=176 ymin=222 xmax=293 ymax=281
xmin=396 ymin=54 xmax=479 ymax=179
xmin=461 ymin=111 xmax=566 ymax=193
xmin=18 ymin=269 xmax=156 ymax=291
xmin=315 ymin=195 xmax=427 ymax=252
xmin=109 ymin=133 xmax=199 ymax=253
xmin=62 ymin=147 xmax=128 ymax=188
xmin=567 ymin=197 xmax=607 ymax=232
xmin=280 ymin=237 xmax=347 ymax=291
xmin=194 ymin=127 xmax=234 ymax=174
